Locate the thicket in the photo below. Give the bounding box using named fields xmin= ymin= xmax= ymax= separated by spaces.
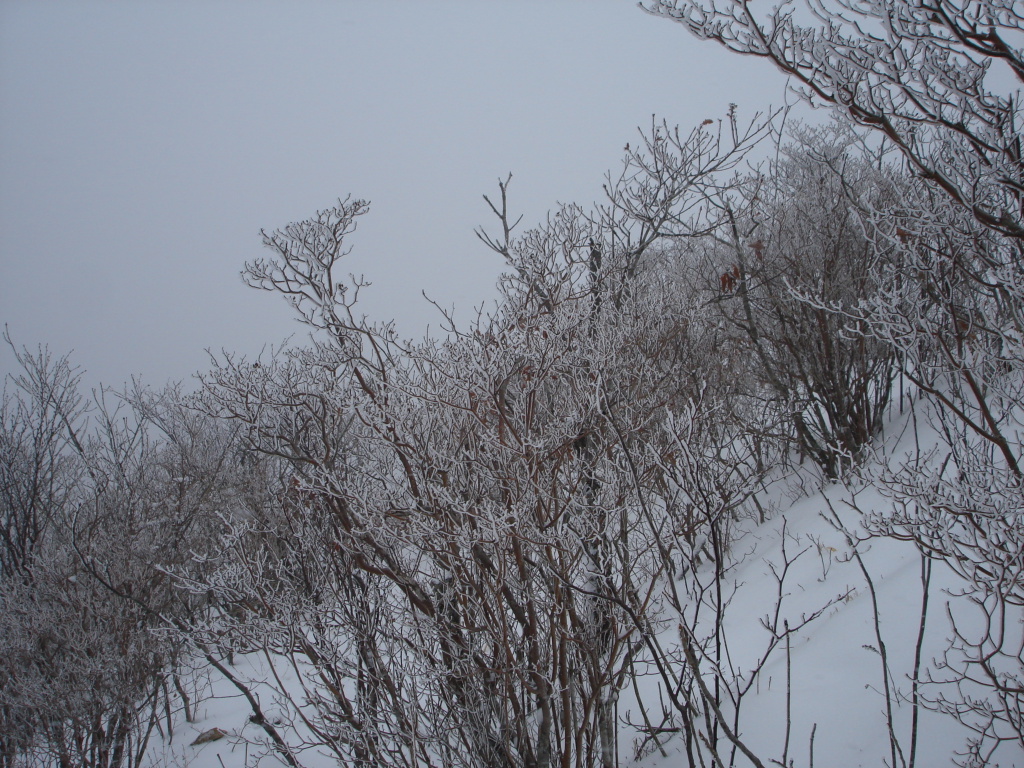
xmin=3 ymin=1 xmax=1023 ymax=766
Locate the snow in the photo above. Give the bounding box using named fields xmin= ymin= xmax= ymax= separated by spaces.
xmin=143 ymin=400 xmax=1023 ymax=768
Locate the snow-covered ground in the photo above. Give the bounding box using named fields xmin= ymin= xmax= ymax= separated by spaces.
xmin=624 ymin=483 xmax=968 ymax=767
xmin=146 ymin=400 xmax=1023 ymax=768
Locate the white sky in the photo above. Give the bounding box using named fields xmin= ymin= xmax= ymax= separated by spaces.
xmin=1 ymin=0 xmax=794 ymax=391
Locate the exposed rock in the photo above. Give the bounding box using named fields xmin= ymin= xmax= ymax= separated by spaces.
xmin=191 ymin=727 xmax=227 ymax=746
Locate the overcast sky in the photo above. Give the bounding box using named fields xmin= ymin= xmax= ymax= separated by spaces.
xmin=1 ymin=0 xmax=794 ymax=392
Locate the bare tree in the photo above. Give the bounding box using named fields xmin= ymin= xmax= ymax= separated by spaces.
xmin=0 ymin=340 xmax=249 ymax=768
xmin=638 ymin=1 xmax=1024 ymax=762
xmin=641 ymin=0 xmax=1024 ymax=241
xmin=183 ymin=110 xmax=782 ymax=768
xmin=700 ymin=126 xmax=900 ymax=477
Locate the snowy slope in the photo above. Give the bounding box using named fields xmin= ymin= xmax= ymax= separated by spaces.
xmin=145 ymin=401 xmax=1022 ymax=768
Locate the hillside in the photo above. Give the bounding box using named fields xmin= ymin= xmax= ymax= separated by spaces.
xmin=139 ymin=394 xmax=1020 ymax=768
xmin=4 ymin=2 xmax=1024 ymax=766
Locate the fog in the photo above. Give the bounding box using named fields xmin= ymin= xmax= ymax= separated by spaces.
xmin=1 ymin=0 xmax=792 ymax=392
